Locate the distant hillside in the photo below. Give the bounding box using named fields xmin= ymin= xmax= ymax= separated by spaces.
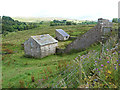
xmin=12 ymin=17 xmax=98 ymax=25
xmin=12 ymin=17 xmax=85 ymax=23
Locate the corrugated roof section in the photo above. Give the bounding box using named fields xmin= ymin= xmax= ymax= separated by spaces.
xmin=56 ymin=29 xmax=69 ymax=36
xmin=31 ymin=34 xmax=58 ymax=46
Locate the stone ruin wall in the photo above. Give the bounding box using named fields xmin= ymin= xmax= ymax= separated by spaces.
xmin=64 ymin=24 xmax=102 ymax=53
xmin=64 ymin=19 xmax=112 ymax=53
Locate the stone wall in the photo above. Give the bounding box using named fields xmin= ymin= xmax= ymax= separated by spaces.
xmin=69 ymin=36 xmax=77 ymax=40
xmin=98 ymin=18 xmax=112 ymax=27
xmin=24 ymin=38 xmax=41 ymax=58
xmin=64 ymin=18 xmax=112 ymax=53
xmin=56 ymin=48 xmax=65 ymax=54
xmin=40 ymin=43 xmax=58 ymax=58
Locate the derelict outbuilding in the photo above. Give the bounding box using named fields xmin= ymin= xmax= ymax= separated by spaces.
xmin=24 ymin=34 xmax=58 ymax=58
xmin=55 ymin=29 xmax=70 ymax=41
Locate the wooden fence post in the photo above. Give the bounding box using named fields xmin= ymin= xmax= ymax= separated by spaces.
xmin=78 ymin=55 xmax=82 ymax=87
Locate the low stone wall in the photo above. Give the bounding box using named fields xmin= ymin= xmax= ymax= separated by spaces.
xmin=69 ymin=36 xmax=77 ymax=40
xmin=56 ymin=48 xmax=65 ymax=54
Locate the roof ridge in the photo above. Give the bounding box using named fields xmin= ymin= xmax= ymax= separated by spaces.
xmin=56 ymin=29 xmax=69 ymax=36
xmin=31 ymin=34 xmax=58 ymax=46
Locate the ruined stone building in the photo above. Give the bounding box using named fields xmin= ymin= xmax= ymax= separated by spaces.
xmin=24 ymin=34 xmax=58 ymax=58
xmin=55 ymin=29 xmax=70 ymax=41
xmin=64 ymin=18 xmax=112 ymax=53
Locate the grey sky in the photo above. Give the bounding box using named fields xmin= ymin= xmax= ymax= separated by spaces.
xmin=0 ymin=0 xmax=119 ymax=20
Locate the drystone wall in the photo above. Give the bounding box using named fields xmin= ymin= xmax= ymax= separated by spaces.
xmin=64 ymin=19 xmax=112 ymax=53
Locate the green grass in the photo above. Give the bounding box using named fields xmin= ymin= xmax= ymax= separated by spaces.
xmin=2 ymin=23 xmax=117 ymax=88
xmin=2 ymin=24 xmax=97 ymax=88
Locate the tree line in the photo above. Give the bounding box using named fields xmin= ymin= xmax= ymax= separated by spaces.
xmin=80 ymin=21 xmax=97 ymax=25
xmin=50 ymin=20 xmax=77 ymax=26
xmin=2 ymin=16 xmax=42 ymax=36
xmin=112 ymin=18 xmax=118 ymax=23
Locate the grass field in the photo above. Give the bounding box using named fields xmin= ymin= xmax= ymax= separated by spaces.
xmin=2 ymin=24 xmax=99 ymax=88
xmin=2 ymin=23 xmax=118 ymax=88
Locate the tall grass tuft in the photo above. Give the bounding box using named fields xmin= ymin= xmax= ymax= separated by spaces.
xmin=31 ymin=75 xmax=35 ymax=82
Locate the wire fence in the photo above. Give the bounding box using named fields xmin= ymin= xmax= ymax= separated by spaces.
xmin=36 ymin=60 xmax=80 ymax=88
xmin=34 ymin=51 xmax=101 ymax=88
xmin=35 ymin=30 xmax=118 ymax=88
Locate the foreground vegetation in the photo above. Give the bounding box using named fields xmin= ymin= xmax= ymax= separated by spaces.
xmin=77 ymin=32 xmax=119 ymax=88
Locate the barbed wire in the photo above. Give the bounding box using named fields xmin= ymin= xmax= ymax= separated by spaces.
xmin=54 ymin=68 xmax=78 ymax=88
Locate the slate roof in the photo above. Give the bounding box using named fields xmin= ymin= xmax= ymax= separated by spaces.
xmin=31 ymin=34 xmax=58 ymax=46
xmin=56 ymin=29 xmax=69 ymax=37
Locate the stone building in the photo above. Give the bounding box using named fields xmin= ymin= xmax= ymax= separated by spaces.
xmin=55 ymin=29 xmax=70 ymax=41
xmin=24 ymin=34 xmax=58 ymax=58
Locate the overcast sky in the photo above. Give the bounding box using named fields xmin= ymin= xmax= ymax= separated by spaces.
xmin=0 ymin=0 xmax=119 ymax=20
